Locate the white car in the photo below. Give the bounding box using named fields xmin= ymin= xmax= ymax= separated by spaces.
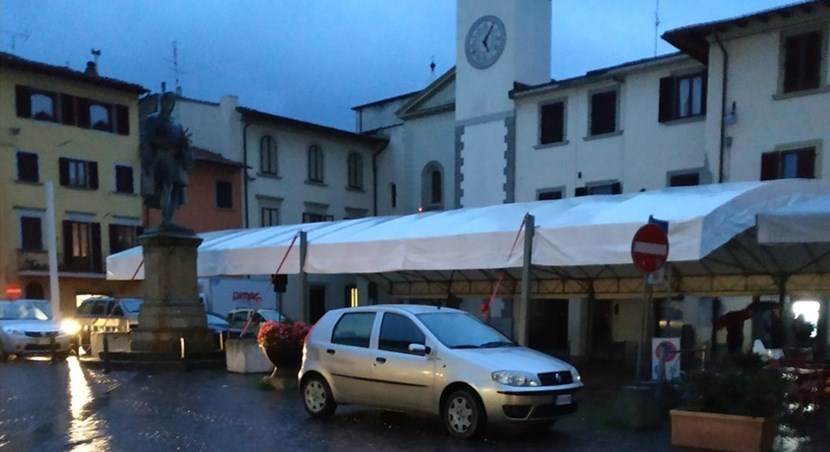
xmin=0 ymin=301 xmax=76 ymax=361
xmin=298 ymin=304 xmax=583 ymax=439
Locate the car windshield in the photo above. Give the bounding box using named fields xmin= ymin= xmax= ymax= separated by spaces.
xmin=120 ymin=298 xmax=144 ymax=313
xmin=0 ymin=303 xmax=49 ymax=321
xmin=417 ymin=311 xmax=516 ymax=349
xmin=259 ymin=310 xmax=284 ymax=322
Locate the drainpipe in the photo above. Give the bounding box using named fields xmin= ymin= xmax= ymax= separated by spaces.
xmin=715 ymin=34 xmax=728 ymax=183
xmin=242 ymin=121 xmax=252 ymax=228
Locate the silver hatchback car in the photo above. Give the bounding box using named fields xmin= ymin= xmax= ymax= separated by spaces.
xmin=298 ymin=304 xmax=583 ymax=439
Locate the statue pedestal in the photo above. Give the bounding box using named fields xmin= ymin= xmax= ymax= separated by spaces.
xmin=130 ymin=233 xmax=215 ymax=354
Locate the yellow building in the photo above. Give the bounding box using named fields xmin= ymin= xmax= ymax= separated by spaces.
xmin=0 ymin=52 xmax=146 ymax=315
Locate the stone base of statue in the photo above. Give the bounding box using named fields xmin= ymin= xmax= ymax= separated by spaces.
xmin=130 ymin=232 xmax=215 ymax=354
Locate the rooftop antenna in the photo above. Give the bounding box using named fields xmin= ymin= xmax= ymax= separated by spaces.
xmin=653 ymin=0 xmax=661 ymax=57
xmin=1 ymin=29 xmax=29 ymax=54
xmin=165 ymin=40 xmax=186 ymax=95
xmin=425 ymin=56 xmax=437 ymax=85
xmin=91 ymin=48 xmax=101 ymax=65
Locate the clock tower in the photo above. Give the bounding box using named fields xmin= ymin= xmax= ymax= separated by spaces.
xmin=455 ymin=0 xmax=551 ymax=207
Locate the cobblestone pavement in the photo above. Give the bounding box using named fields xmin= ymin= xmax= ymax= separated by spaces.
xmin=1 ymin=357 xmax=827 ymax=451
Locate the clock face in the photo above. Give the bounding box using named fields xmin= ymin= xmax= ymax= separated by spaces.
xmin=465 ymin=15 xmax=506 ymax=70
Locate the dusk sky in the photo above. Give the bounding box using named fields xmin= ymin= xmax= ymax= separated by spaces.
xmin=2 ymin=1 xmax=800 ymax=131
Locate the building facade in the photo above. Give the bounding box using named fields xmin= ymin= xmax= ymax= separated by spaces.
xmin=0 ymin=52 xmax=146 ymax=315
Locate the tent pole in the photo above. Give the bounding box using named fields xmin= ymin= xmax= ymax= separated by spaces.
xmin=300 ymin=231 xmax=308 ymax=322
xmin=518 ymin=213 xmax=535 ymax=346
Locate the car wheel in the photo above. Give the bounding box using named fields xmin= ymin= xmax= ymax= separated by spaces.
xmin=444 ymin=388 xmax=485 ymax=439
xmin=302 ymin=375 xmax=337 ymax=418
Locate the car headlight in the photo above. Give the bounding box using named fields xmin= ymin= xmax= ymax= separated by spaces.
xmin=492 ymin=370 xmax=541 ymax=387
xmin=61 ymin=319 xmax=81 ymax=336
xmin=570 ymin=366 xmax=581 ymax=382
xmin=2 ymin=327 xmax=25 ymax=336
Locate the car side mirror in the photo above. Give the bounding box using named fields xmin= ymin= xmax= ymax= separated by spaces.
xmin=408 ymin=343 xmax=431 ymax=356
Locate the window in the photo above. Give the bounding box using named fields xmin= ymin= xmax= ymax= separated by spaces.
xmin=307 ymin=144 xmax=324 ymax=182
xmin=260 ymin=135 xmax=278 ymax=175
xmin=782 ymin=30 xmax=824 ymax=94
xmin=347 ymin=152 xmax=363 ymax=189
xmin=89 ymin=102 xmax=113 ymax=132
xmin=302 ymin=212 xmax=334 ymax=223
xmin=539 ymin=101 xmax=565 ymax=144
xmin=761 ymin=147 xmax=816 ymax=180
xmin=659 ymin=72 xmax=706 ymax=122
xmin=331 ymin=312 xmax=376 ymax=348
xmin=20 ymin=216 xmax=43 ymax=250
xmin=575 ymin=181 xmax=622 ymax=197
xmin=59 ymin=158 xmax=98 ymax=189
xmin=216 ymin=180 xmax=233 ymax=209
xmin=390 ymin=183 xmax=397 ymax=208
xmin=589 ymin=89 xmax=618 ymax=136
xmin=379 ymin=313 xmax=426 ymax=355
xmin=15 ymin=86 xmax=130 ymax=135
xmin=537 ymin=189 xmax=563 ymax=201
xmin=262 ymin=207 xmax=279 ymax=227
xmin=115 ymin=165 xmax=134 ymax=193
xmin=669 ymin=172 xmax=700 ymax=187
xmin=16 ymin=151 xmax=39 ymax=183
xmin=421 ymin=162 xmax=443 ymax=211
xmin=109 ymin=224 xmax=139 ymax=254
xmin=62 ymin=220 xmax=102 ymax=273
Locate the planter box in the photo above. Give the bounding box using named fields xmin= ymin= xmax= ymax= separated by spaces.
xmin=225 ymin=339 xmax=273 ymax=374
xmin=90 ymin=332 xmax=131 ymax=359
xmin=670 ymin=409 xmax=776 ymax=452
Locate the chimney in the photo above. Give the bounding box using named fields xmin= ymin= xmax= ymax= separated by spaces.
xmin=84 ymin=61 xmax=98 ymax=76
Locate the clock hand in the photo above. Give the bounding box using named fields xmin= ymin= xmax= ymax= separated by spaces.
xmin=482 ymin=24 xmax=494 ymax=51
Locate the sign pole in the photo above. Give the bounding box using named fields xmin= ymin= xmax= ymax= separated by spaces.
xmin=635 ymin=275 xmax=651 ymax=383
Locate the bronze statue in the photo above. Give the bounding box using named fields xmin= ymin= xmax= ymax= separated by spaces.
xmin=140 ymin=92 xmax=193 ymax=231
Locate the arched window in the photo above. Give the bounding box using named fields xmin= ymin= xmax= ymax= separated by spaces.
xmin=31 ymin=93 xmax=54 ymax=120
xmin=308 ymin=144 xmax=324 ymax=182
xmin=89 ymin=104 xmax=111 ymax=131
xmin=260 ymin=135 xmax=278 ymax=175
xmin=421 ymin=162 xmax=443 ymax=211
xmin=347 ymin=152 xmax=363 ymax=189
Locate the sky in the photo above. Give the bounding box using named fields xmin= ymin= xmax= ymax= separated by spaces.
xmin=1 ymin=0 xmax=802 ymax=131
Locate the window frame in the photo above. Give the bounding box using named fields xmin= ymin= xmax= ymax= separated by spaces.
xmin=778 ymin=26 xmax=827 ymax=97
xmin=20 ymin=216 xmax=44 ymax=251
xmin=215 ymin=180 xmax=233 ymax=209
xmin=538 ymin=99 xmax=567 ymax=146
xmin=761 ymin=144 xmax=819 ymax=180
xmin=587 ymin=87 xmax=620 ymax=137
xmin=307 ymin=144 xmax=325 ymax=183
xmin=108 ymin=223 xmax=140 ymax=254
xmin=16 ymin=151 xmax=39 ymax=183
xmin=537 ymin=187 xmax=564 ymax=201
xmin=14 ymin=85 xmax=130 ymax=135
xmin=260 ymin=135 xmax=278 ymax=176
xmin=421 ymin=161 xmax=444 ymax=211
xmin=59 ymin=157 xmax=99 ymax=190
xmin=347 ymin=151 xmax=363 ymax=190
xmin=378 ymin=313 xmax=426 ymax=355
xmin=62 ymin=219 xmax=102 ymax=273
xmin=331 ymin=312 xmax=376 ymax=348
xmin=575 ymin=181 xmax=622 ymax=197
xmin=659 ymin=71 xmax=707 ymax=122
xmin=114 ymin=165 xmax=134 ymax=194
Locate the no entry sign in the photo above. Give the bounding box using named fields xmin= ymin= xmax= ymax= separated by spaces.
xmin=631 ymin=223 xmax=669 ymax=273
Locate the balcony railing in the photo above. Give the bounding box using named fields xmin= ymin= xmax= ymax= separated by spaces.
xmin=17 ymin=249 xmax=103 ymax=274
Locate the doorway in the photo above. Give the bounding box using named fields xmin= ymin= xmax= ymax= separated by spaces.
xmin=309 ymin=284 xmax=326 ymax=324
xmin=528 ymin=299 xmax=569 ymax=359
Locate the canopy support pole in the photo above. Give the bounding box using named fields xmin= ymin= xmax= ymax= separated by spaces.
xmin=300 ymin=231 xmax=309 ymax=322
xmin=518 ymin=213 xmax=535 ymax=346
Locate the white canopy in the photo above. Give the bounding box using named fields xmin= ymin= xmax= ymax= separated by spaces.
xmin=757 ymin=194 xmax=830 ymax=244
xmin=107 ymin=179 xmax=829 ymax=281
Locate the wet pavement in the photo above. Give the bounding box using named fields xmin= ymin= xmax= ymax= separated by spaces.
xmin=1 ymin=357 xmax=827 ymax=451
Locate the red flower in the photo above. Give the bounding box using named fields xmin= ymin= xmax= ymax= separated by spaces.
xmin=257 ymin=320 xmax=310 ymax=348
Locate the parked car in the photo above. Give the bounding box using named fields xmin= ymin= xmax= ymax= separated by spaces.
xmin=226 ymin=308 xmax=286 ymax=335
xmin=72 ymin=296 xmax=144 ymax=350
xmin=206 ymin=311 xmax=249 ymax=345
xmin=0 ymin=300 xmax=76 ymax=361
xmin=299 ymin=304 xmax=583 ymax=439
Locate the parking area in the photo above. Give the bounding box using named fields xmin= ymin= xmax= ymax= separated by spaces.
xmin=0 ymin=358 xmax=827 ymax=451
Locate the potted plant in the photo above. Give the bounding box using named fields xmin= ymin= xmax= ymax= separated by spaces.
xmin=670 ymin=353 xmax=788 ymax=452
xmin=257 ymin=320 xmax=310 ymax=376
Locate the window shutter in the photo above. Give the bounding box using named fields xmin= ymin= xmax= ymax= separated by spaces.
xmin=611 ymin=182 xmax=622 ymax=194
xmin=115 ymin=104 xmax=129 ymax=135
xmin=88 ymin=161 xmax=99 ymax=189
xmin=61 ymin=94 xmax=77 ymax=126
xmin=108 ymin=224 xmax=118 ymax=255
xmin=658 ymin=76 xmax=674 ymax=122
xmin=21 ymin=217 xmax=43 ymax=250
xmin=575 ymin=187 xmax=588 ymax=197
xmin=15 ymin=85 xmax=31 ymax=118
xmin=760 ymin=152 xmax=779 ymax=180
xmin=797 ymin=148 xmax=816 ymax=179
xmin=76 ymin=97 xmax=91 ymax=128
xmin=59 ymin=158 xmax=70 ymax=186
xmin=700 ymin=74 xmax=708 ymax=115
xmin=62 ymin=221 xmax=73 ymax=267
xmin=91 ymin=223 xmax=102 ymax=272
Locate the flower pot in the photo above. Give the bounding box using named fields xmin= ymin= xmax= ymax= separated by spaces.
xmin=260 ymin=344 xmax=302 ymax=377
xmin=670 ymin=409 xmax=777 ymax=452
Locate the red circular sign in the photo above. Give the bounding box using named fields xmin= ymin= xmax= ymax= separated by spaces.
xmin=6 ymin=283 xmax=22 ymax=300
xmin=631 ymin=223 xmax=669 ymax=273
xmin=655 ymin=340 xmax=678 ymax=362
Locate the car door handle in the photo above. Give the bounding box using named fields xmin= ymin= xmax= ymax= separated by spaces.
xmin=326 ymin=349 xmax=335 ymax=355
xmin=375 ymin=357 xmax=386 ymax=364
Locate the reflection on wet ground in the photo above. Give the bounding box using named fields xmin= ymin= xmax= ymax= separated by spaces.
xmin=0 ymin=357 xmax=827 ymax=451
